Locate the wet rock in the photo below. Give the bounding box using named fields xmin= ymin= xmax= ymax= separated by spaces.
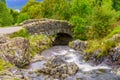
xmin=69 ymin=39 xmax=87 ymax=51
xmin=31 ymin=54 xmax=45 ymax=63
xmin=102 ymin=46 xmax=120 ymax=68
xmin=0 ymin=37 xmax=31 ymax=68
xmin=39 ymin=55 xmax=79 ymax=79
xmin=116 ymin=68 xmax=120 ymax=78
xmin=0 ymin=70 xmax=25 ymax=80
xmin=88 ymin=45 xmax=120 ymax=67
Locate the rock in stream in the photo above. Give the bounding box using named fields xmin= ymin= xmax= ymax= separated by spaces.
xmin=9 ymin=46 xmax=119 ymax=80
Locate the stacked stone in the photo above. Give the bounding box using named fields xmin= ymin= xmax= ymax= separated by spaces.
xmin=22 ymin=19 xmax=73 ymax=36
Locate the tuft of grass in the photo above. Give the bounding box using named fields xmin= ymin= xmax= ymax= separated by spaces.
xmin=86 ymin=38 xmax=118 ymax=58
xmin=105 ymin=26 xmax=120 ymax=39
xmin=9 ymin=28 xmax=30 ymax=38
xmin=29 ymin=34 xmax=52 ymax=56
xmin=0 ymin=59 xmax=13 ymax=72
xmin=86 ymin=26 xmax=120 ymax=58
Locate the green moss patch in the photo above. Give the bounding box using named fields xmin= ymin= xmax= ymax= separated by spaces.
xmin=86 ymin=26 xmax=120 ymax=58
xmin=86 ymin=38 xmax=118 ymax=58
xmin=0 ymin=59 xmax=12 ymax=72
xmin=105 ymin=26 xmax=120 ymax=39
xmin=9 ymin=28 xmax=30 ymax=38
xmin=29 ymin=34 xmax=52 ymax=56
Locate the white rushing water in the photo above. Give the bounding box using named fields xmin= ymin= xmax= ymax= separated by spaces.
xmin=41 ymin=46 xmax=111 ymax=72
xmin=26 ymin=46 xmax=119 ymax=80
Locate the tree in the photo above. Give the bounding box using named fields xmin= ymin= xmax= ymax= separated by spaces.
xmin=17 ymin=13 xmax=30 ymax=23
xmin=69 ymin=0 xmax=92 ymax=40
xmin=10 ymin=9 xmax=19 ymax=24
xmin=112 ymin=0 xmax=120 ymax=11
xmin=91 ymin=0 xmax=119 ymax=38
xmin=0 ymin=1 xmax=13 ymax=26
xmin=42 ymin=0 xmax=71 ymax=20
xmin=21 ymin=0 xmax=43 ymax=19
xmin=0 ymin=0 xmax=6 ymax=3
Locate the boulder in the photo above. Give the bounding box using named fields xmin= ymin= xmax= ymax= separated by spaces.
xmin=69 ymin=39 xmax=87 ymax=51
xmin=102 ymin=46 xmax=120 ymax=68
xmin=0 ymin=37 xmax=31 ymax=68
xmin=39 ymin=55 xmax=79 ymax=79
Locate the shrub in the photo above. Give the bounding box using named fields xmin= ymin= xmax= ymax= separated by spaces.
xmin=91 ymin=1 xmax=119 ymax=38
xmin=0 ymin=2 xmax=13 ymax=27
xmin=17 ymin=13 xmax=30 ymax=23
xmin=70 ymin=16 xmax=88 ymax=40
xmin=0 ymin=59 xmax=12 ymax=72
xmin=105 ymin=26 xmax=120 ymax=39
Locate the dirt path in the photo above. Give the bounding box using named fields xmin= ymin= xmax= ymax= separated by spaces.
xmin=0 ymin=26 xmax=23 ymax=35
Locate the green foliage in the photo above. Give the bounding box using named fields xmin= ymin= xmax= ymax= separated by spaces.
xmin=112 ymin=0 xmax=120 ymax=11
xmin=86 ymin=38 xmax=118 ymax=58
xmin=9 ymin=28 xmax=30 ymax=38
xmin=0 ymin=1 xmax=13 ymax=27
xmin=91 ymin=0 xmax=119 ymax=38
xmin=105 ymin=26 xmax=120 ymax=39
xmin=70 ymin=16 xmax=88 ymax=40
xmin=0 ymin=0 xmax=6 ymax=3
xmin=21 ymin=0 xmax=43 ymax=19
xmin=70 ymin=0 xmax=92 ymax=17
xmin=21 ymin=0 xmax=71 ymax=20
xmin=29 ymin=34 xmax=52 ymax=55
xmin=69 ymin=0 xmax=92 ymax=40
xmin=18 ymin=0 xmax=119 ymax=40
xmin=42 ymin=0 xmax=71 ymax=20
xmin=0 ymin=59 xmax=12 ymax=71
xmin=10 ymin=9 xmax=19 ymax=24
xmin=17 ymin=13 xmax=30 ymax=23
xmin=86 ymin=25 xmax=120 ymax=57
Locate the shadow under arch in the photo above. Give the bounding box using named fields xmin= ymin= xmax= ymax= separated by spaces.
xmin=52 ymin=33 xmax=73 ymax=46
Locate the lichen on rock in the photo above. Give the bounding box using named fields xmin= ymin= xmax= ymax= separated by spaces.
xmin=0 ymin=37 xmax=31 ymax=68
xmin=39 ymin=55 xmax=79 ymax=79
xmin=69 ymin=39 xmax=87 ymax=51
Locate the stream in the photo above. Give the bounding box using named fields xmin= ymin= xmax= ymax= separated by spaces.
xmin=11 ymin=46 xmax=120 ymax=80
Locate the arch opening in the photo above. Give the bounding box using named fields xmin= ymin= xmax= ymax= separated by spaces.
xmin=52 ymin=33 xmax=73 ymax=46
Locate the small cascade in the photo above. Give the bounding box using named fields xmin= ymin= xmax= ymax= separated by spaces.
xmin=11 ymin=46 xmax=120 ymax=80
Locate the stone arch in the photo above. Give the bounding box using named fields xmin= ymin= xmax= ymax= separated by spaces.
xmin=23 ymin=19 xmax=73 ymax=36
xmin=22 ymin=19 xmax=74 ymax=45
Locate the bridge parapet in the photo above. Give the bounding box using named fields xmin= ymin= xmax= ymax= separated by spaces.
xmin=22 ymin=19 xmax=73 ymax=36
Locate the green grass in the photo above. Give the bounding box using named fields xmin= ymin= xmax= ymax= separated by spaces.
xmin=0 ymin=59 xmax=12 ymax=72
xmin=9 ymin=28 xmax=52 ymax=56
xmin=29 ymin=34 xmax=52 ymax=56
xmin=86 ymin=39 xmax=118 ymax=58
xmin=105 ymin=26 xmax=120 ymax=39
xmin=86 ymin=26 xmax=120 ymax=58
xmin=9 ymin=28 xmax=30 ymax=38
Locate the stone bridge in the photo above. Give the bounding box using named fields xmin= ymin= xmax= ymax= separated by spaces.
xmin=22 ymin=19 xmax=74 ymax=45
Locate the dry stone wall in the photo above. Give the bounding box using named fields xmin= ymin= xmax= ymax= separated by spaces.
xmin=22 ymin=19 xmax=73 ymax=36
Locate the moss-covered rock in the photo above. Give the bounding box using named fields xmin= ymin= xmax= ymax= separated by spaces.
xmin=69 ymin=39 xmax=87 ymax=51
xmin=39 ymin=55 xmax=79 ymax=79
xmin=86 ymin=34 xmax=120 ymax=67
xmin=29 ymin=34 xmax=52 ymax=55
xmin=0 ymin=37 xmax=31 ymax=68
